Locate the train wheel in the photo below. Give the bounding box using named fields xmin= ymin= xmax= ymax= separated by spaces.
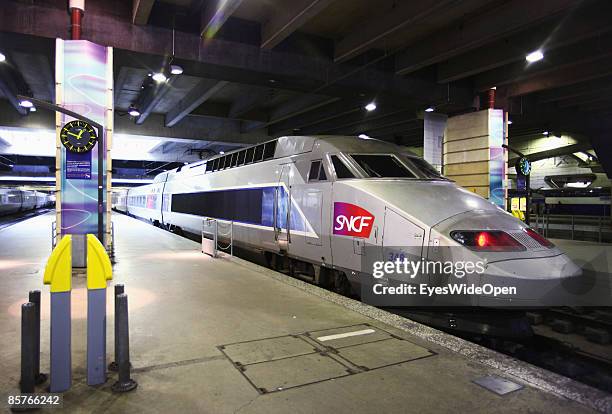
xmin=332 ymin=271 xmax=352 ymax=296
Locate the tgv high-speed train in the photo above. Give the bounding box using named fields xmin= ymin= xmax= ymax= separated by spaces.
xmin=0 ymin=188 xmax=54 ymax=216
xmin=114 ymin=136 xmax=581 ymax=308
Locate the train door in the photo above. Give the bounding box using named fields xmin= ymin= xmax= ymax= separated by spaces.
xmin=382 ymin=208 xmax=425 ymax=287
xmin=382 ymin=207 xmax=424 ymax=260
xmin=275 ymin=164 xmax=291 ymax=251
xmin=292 ymin=158 xmax=333 ymax=264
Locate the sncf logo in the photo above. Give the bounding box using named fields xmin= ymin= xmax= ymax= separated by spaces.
xmin=333 ymin=202 xmax=375 ymax=238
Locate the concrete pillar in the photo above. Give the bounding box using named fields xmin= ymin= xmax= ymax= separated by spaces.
xmin=423 ymin=112 xmax=447 ymax=173
xmin=443 ymin=109 xmax=507 ymax=207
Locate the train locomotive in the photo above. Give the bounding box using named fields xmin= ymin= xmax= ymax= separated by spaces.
xmin=114 ymin=136 xmax=581 ymax=312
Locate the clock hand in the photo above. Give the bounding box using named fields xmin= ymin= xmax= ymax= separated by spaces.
xmin=67 ymin=131 xmax=80 ymax=138
xmin=77 ymin=129 xmax=85 ymax=139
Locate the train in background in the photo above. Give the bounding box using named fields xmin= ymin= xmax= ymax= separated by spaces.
xmin=0 ymin=188 xmax=55 ymax=216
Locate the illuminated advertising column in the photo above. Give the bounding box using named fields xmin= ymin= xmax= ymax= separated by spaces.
xmin=443 ymin=109 xmax=507 ymax=208
xmin=55 ymin=40 xmax=113 ymax=266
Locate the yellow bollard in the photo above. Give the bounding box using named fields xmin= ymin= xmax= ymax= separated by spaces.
xmin=43 ymin=235 xmax=72 ymax=392
xmin=86 ymin=234 xmax=112 ymax=385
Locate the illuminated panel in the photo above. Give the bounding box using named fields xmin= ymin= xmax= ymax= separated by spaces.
xmin=488 ymin=109 xmax=506 ymax=208
xmin=56 ymin=40 xmax=111 ymax=236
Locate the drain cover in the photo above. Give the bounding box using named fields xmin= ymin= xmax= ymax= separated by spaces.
xmin=241 ymin=353 xmax=350 ymax=392
xmin=472 ymin=375 xmax=524 ymax=395
xmin=337 ymin=338 xmax=432 ymax=370
xmin=221 ymin=335 xmax=315 ymax=365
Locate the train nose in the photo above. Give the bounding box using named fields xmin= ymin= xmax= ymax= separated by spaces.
xmin=477 ymin=254 xmax=582 ymax=307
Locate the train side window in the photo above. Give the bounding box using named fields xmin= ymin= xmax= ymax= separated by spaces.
xmin=245 ymin=147 xmax=255 ymax=164
xmin=263 ymin=141 xmax=276 ymax=160
xmin=254 ymin=144 xmax=264 ymax=162
xmin=319 ymin=164 xmax=327 ymax=180
xmin=308 ymin=160 xmax=327 ymax=182
xmin=237 ymin=150 xmax=246 ymax=165
xmin=330 ymin=155 xmax=355 ymax=179
xmin=230 ymin=152 xmax=238 ymax=167
xmin=206 ymin=162 xmax=213 ymax=172
xmin=308 ymin=161 xmax=321 ymax=181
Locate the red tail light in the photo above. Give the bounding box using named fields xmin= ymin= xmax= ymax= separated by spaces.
xmin=451 ymin=230 xmax=526 ymax=252
xmin=524 ymin=228 xmax=555 ymax=248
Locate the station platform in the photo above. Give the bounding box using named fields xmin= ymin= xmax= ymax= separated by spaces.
xmin=1 ymin=213 xmax=610 ymax=413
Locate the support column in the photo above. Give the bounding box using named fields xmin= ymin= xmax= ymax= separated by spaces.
xmin=55 ymin=40 xmax=113 ymax=265
xmin=423 ymin=112 xmax=447 ymax=173
xmin=443 ymin=109 xmax=507 ymax=207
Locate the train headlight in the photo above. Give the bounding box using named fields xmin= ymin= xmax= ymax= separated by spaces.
xmin=451 ymin=230 xmax=526 ymax=252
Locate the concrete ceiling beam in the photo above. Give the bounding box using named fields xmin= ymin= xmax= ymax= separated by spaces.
xmin=395 ymin=0 xmax=578 ymax=75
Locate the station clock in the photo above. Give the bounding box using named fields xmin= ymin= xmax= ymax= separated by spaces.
xmin=516 ymin=157 xmax=531 ymax=176
xmin=60 ymin=120 xmax=98 ymax=153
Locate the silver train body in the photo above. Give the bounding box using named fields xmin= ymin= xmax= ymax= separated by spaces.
xmin=0 ymin=188 xmax=54 ymax=216
xmin=115 ymin=136 xmax=581 ymax=307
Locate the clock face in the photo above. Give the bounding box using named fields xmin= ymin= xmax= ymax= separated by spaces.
xmin=516 ymin=157 xmax=531 ymax=176
xmin=60 ymin=120 xmax=98 ymax=153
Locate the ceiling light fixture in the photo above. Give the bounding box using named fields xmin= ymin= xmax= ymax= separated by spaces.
xmin=526 ymin=50 xmax=544 ymax=63
xmin=219 ymin=151 xmax=225 ymax=155
xmin=0 ymin=52 xmax=5 ymax=62
xmin=152 ymin=72 xmax=167 ymax=82
xmin=543 ymin=131 xmax=549 ymax=136
xmin=128 ymin=105 xmax=141 ymax=117
xmin=358 ymin=133 xmax=370 ymax=139
xmin=18 ymin=99 xmax=33 ymax=108
xmin=364 ymin=102 xmax=376 ymax=112
xmin=425 ymin=106 xmax=435 ymax=112
xmin=30 ymin=107 xmax=36 ymax=112
xmin=507 ymin=120 xmax=512 ymax=125
xmin=170 ymin=64 xmax=183 ymax=75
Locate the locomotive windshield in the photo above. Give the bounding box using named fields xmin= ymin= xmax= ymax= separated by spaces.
xmin=350 ymin=154 xmax=415 ymax=178
xmin=404 ymin=156 xmax=444 ymax=179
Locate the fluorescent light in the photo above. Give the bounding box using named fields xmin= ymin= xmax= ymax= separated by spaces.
xmin=507 ymin=120 xmax=512 ymax=125
xmin=19 ymin=99 xmax=33 ymax=108
xmin=170 ymin=64 xmax=183 ymax=75
xmin=0 ymin=52 xmax=5 ymax=62
xmin=219 ymin=151 xmax=225 ymax=155
xmin=425 ymin=106 xmax=435 ymax=112
xmin=364 ymin=102 xmax=376 ymax=112
xmin=543 ymin=131 xmax=549 ymax=136
xmin=152 ymin=72 xmax=167 ymax=82
xmin=526 ymin=50 xmax=544 ymax=63
xmin=128 ymin=107 xmax=140 ymax=117
xmin=30 ymin=107 xmax=36 ymax=112
xmin=111 ymin=134 xmax=162 ymax=160
xmin=358 ymin=134 xmax=370 ymax=139
xmin=184 ymin=162 xmax=189 ymax=165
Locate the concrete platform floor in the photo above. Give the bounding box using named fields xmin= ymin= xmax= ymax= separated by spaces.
xmin=0 ymin=213 xmax=610 ymax=413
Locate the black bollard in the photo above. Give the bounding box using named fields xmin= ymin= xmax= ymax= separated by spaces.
xmin=28 ymin=290 xmax=47 ymax=385
xmin=20 ymin=303 xmax=36 ymax=393
xmin=111 ymin=294 xmax=137 ymax=393
xmin=108 ymin=284 xmax=124 ymax=371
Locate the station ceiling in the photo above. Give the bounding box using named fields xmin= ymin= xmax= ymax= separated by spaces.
xmin=0 ymin=0 xmax=611 ymax=173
